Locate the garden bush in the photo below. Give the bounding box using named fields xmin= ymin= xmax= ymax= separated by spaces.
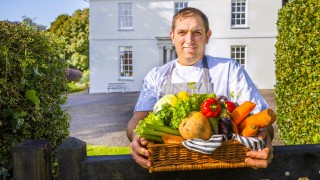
xmin=275 ymin=0 xmax=319 ymax=144
xmin=66 ymin=68 xmax=82 ymax=82
xmin=0 ymin=21 xmax=70 ymax=177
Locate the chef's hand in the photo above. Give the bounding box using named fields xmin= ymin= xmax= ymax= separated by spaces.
xmin=245 ymin=125 xmax=274 ymax=168
xmin=130 ymin=133 xmax=151 ymax=169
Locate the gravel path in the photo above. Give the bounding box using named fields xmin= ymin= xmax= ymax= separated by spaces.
xmin=66 ymin=91 xmax=137 ymax=146
xmin=66 ymin=89 xmax=282 ymax=147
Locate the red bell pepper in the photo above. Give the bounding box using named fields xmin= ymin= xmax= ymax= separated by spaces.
xmin=201 ymin=98 xmax=221 ymax=118
xmin=225 ymin=101 xmax=236 ymax=113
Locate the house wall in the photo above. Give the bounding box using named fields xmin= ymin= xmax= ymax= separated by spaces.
xmin=206 ymin=38 xmax=277 ymax=89
xmin=90 ymin=40 xmax=159 ymax=92
xmin=89 ymin=0 xmax=282 ymax=93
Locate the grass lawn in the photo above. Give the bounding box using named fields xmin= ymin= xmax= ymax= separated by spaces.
xmin=87 ymin=145 xmax=130 ymax=156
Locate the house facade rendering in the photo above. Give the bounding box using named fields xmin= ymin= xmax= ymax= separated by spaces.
xmin=89 ymin=0 xmax=283 ymax=93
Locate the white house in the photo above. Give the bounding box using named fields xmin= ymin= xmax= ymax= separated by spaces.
xmin=89 ymin=0 xmax=284 ymax=93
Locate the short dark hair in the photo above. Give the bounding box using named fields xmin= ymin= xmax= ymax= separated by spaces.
xmin=171 ymin=7 xmax=209 ymax=33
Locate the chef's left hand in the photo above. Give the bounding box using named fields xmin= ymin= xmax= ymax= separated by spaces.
xmin=245 ymin=125 xmax=274 ymax=168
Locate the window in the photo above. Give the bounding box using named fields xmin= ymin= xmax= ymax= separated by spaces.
xmin=119 ymin=3 xmax=133 ymax=30
xmin=231 ymin=0 xmax=247 ymax=27
xmin=174 ymin=2 xmax=188 ymax=14
xmin=231 ymin=46 xmax=246 ymax=67
xmin=119 ymin=46 xmax=133 ymax=79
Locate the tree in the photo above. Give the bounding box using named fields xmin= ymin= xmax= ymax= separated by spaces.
xmin=48 ymin=14 xmax=70 ymax=36
xmin=21 ymin=16 xmax=47 ymax=31
xmin=47 ymin=9 xmax=89 ymax=71
xmin=275 ymin=0 xmax=319 ymax=144
xmin=0 ymin=21 xmax=70 ymax=177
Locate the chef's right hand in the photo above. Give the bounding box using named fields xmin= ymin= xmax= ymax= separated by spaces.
xmin=130 ymin=133 xmax=151 ymax=169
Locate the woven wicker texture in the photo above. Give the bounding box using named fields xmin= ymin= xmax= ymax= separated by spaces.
xmin=147 ymin=140 xmax=250 ymax=173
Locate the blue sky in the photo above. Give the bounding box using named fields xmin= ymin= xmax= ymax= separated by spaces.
xmin=0 ymin=0 xmax=89 ymax=28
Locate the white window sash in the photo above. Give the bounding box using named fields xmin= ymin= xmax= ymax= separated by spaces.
xmin=174 ymin=2 xmax=188 ymax=14
xmin=231 ymin=46 xmax=246 ymax=68
xmin=119 ymin=46 xmax=133 ymax=79
xmin=119 ymin=3 xmax=133 ymax=30
xmin=231 ymin=0 xmax=247 ymax=27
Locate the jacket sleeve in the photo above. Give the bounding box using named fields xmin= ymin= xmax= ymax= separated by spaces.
xmin=228 ymin=61 xmax=269 ymax=113
xmin=134 ymin=68 xmax=158 ymax=112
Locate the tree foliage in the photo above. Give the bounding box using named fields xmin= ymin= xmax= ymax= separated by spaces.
xmin=21 ymin=16 xmax=47 ymax=31
xmin=47 ymin=9 xmax=89 ymax=71
xmin=275 ymin=0 xmax=320 ymax=144
xmin=0 ymin=21 xmax=70 ymax=176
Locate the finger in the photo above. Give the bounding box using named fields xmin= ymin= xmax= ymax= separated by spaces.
xmin=248 ymin=130 xmax=274 ymax=158
xmin=245 ymin=157 xmax=269 ymax=169
xmin=247 ymin=148 xmax=270 ymax=160
xmin=246 ymin=147 xmax=273 ymax=169
xmin=257 ymin=125 xmax=274 ymax=140
xmin=130 ymin=147 xmax=151 ymax=168
xmin=140 ymin=138 xmax=149 ymax=146
xmin=130 ymin=142 xmax=151 ymax=168
xmin=259 ymin=134 xmax=274 ymax=159
xmin=130 ymin=141 xmax=150 ymax=157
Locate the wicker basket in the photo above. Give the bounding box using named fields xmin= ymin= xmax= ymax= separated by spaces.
xmin=147 ymin=139 xmax=250 ymax=173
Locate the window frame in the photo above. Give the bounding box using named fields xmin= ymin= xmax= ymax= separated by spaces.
xmin=118 ymin=3 xmax=133 ymax=30
xmin=231 ymin=0 xmax=248 ymax=28
xmin=119 ymin=46 xmax=133 ymax=80
xmin=230 ymin=45 xmax=247 ymax=68
xmin=174 ymin=2 xmax=188 ymax=14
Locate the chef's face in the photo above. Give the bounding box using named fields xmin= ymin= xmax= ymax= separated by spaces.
xmin=170 ymin=15 xmax=211 ymax=66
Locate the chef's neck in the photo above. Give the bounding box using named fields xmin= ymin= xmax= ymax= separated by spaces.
xmin=177 ymin=56 xmax=204 ymax=66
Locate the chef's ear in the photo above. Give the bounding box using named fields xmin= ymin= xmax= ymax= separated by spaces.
xmin=206 ymin=30 xmax=212 ymax=43
xmin=170 ymin=30 xmax=175 ymax=43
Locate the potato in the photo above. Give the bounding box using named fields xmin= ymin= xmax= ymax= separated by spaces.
xmin=179 ymin=111 xmax=213 ymax=140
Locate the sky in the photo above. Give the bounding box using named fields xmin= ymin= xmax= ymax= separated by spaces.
xmin=0 ymin=0 xmax=89 ymax=29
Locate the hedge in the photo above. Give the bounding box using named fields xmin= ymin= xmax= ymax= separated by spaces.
xmin=0 ymin=21 xmax=70 ymax=177
xmin=275 ymin=0 xmax=320 ymax=144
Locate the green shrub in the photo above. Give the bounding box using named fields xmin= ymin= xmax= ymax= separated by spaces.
xmin=79 ymin=69 xmax=90 ymax=87
xmin=67 ymin=81 xmax=87 ymax=93
xmin=67 ymin=69 xmax=90 ymax=93
xmin=66 ymin=68 xmax=82 ymax=82
xmin=0 ymin=21 xmax=70 ymax=176
xmin=275 ymin=0 xmax=320 ymax=144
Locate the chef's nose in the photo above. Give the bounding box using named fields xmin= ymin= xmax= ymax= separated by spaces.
xmin=185 ymin=32 xmax=194 ymax=44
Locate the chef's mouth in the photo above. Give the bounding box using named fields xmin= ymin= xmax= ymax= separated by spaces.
xmin=183 ymin=46 xmax=197 ymax=49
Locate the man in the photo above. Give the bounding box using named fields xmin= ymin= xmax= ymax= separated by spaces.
xmin=127 ymin=7 xmax=274 ymax=169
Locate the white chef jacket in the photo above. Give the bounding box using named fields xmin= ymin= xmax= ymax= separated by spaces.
xmin=135 ymin=55 xmax=269 ymax=113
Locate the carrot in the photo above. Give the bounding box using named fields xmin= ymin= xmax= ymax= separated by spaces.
xmin=241 ymin=124 xmax=259 ymax=137
xmin=162 ymin=134 xmax=185 ymax=144
xmin=230 ymin=119 xmax=239 ymax=134
xmin=238 ymin=118 xmax=249 ymax=132
xmin=230 ymin=101 xmax=256 ymax=125
xmin=238 ymin=108 xmax=276 ymax=132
